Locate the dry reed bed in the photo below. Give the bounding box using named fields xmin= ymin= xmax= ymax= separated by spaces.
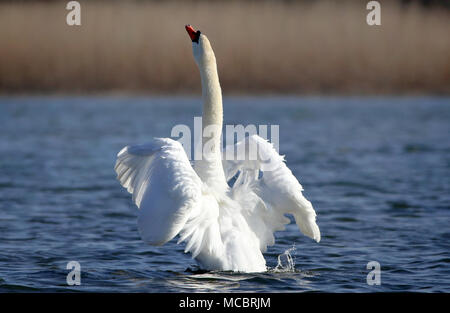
xmin=0 ymin=1 xmax=449 ymax=94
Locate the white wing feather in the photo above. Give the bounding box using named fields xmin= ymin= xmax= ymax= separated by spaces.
xmin=115 ymin=138 xmax=202 ymax=246
xmin=223 ymin=135 xmax=320 ymax=252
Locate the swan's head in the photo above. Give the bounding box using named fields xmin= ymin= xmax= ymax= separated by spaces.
xmin=185 ymin=25 xmax=215 ymax=67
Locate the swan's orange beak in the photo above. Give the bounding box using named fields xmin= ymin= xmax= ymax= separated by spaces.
xmin=185 ymin=25 xmax=200 ymax=43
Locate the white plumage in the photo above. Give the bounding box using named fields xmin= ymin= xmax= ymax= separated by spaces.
xmin=114 ymin=25 xmax=320 ymax=273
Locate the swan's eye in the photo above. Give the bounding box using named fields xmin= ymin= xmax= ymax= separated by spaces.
xmin=193 ymin=31 xmax=201 ymax=44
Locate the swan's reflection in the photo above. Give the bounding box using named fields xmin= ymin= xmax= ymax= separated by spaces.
xmin=162 ymin=267 xmax=316 ymax=292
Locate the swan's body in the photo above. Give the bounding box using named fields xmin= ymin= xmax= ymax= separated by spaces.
xmin=115 ymin=26 xmax=320 ymax=272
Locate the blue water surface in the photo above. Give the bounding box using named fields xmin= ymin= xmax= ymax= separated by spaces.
xmin=0 ymin=96 xmax=449 ymax=292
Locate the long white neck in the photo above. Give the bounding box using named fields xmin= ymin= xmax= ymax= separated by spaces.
xmin=194 ymin=44 xmax=228 ymax=193
xmin=200 ymin=59 xmax=222 ymax=148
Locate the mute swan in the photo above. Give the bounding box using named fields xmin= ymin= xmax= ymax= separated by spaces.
xmin=114 ymin=25 xmax=320 ymax=273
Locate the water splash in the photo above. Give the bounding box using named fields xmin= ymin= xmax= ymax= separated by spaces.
xmin=273 ymin=245 xmax=296 ymax=272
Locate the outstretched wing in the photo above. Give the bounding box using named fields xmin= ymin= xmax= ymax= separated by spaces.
xmin=223 ymin=135 xmax=320 ymax=252
xmin=115 ymin=138 xmax=203 ymax=246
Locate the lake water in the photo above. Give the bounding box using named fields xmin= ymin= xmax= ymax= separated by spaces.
xmin=0 ymin=96 xmax=449 ymax=292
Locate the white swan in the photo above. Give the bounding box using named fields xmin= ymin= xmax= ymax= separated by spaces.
xmin=114 ymin=25 xmax=320 ymax=273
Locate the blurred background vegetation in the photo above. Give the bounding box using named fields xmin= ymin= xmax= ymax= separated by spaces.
xmin=0 ymin=0 xmax=449 ymax=95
